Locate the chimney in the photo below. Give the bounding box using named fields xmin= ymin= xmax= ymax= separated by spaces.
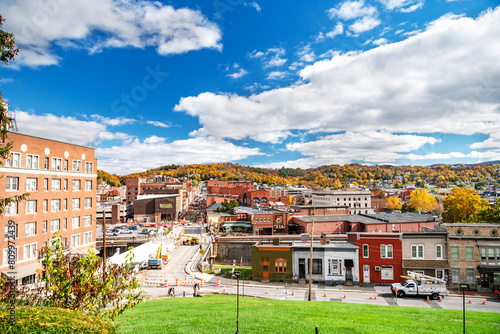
xmin=320 ymin=233 xmax=326 ymax=245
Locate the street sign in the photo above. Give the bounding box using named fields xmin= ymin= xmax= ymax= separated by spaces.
xmin=214 ymin=268 xmax=221 ymax=274
xmin=163 ymin=259 xmax=168 ymax=265
xmin=233 ymin=271 xmax=241 ymax=278
xmin=460 ymin=284 xmax=470 ymax=291
xmin=199 ymin=249 xmax=205 ymax=255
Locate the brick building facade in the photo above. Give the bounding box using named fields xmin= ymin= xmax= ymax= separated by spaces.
xmin=1 ymin=132 xmax=97 ymax=284
xmin=348 ymin=233 xmax=403 ymax=285
xmin=445 ymin=223 xmax=500 ymax=291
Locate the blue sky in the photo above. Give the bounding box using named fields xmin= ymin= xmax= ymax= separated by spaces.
xmin=1 ymin=0 xmax=499 ymax=174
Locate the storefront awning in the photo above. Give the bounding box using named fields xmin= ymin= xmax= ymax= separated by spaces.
xmin=344 ymin=259 xmax=354 ymax=268
xmin=3 ymin=261 xmax=41 ymax=280
xmin=224 ymin=222 xmax=252 ymax=228
xmin=477 ymin=265 xmax=500 ymax=272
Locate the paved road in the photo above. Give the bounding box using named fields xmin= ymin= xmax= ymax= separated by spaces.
xmin=142 ymin=280 xmax=500 ymax=313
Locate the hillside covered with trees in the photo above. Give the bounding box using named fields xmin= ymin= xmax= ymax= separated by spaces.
xmin=98 ymin=162 xmax=500 ymax=189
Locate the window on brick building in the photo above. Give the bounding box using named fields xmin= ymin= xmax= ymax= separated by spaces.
xmin=451 ymin=246 xmax=459 ymax=260
xmin=436 ymin=245 xmax=443 ymax=259
xmin=26 ymin=154 xmax=39 ymax=169
xmin=51 ymin=158 xmax=62 ymax=171
xmin=380 ymin=244 xmax=393 ymax=258
xmin=465 ymin=247 xmax=474 ymax=261
xmin=6 ymin=177 xmax=19 ymax=191
xmin=411 ymin=245 xmax=424 ymax=259
xmin=6 ymin=152 xmax=20 ymax=167
xmin=363 ymin=244 xmax=369 ymax=258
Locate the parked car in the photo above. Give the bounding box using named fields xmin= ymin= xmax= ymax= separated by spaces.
xmin=120 ymin=228 xmax=133 ymax=234
xmin=127 ymin=225 xmax=139 ymax=231
xmin=138 ymin=228 xmax=150 ymax=234
xmin=106 ymin=230 xmax=120 ymax=237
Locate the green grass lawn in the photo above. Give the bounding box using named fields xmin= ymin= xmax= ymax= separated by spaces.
xmin=117 ymin=295 xmax=500 ymax=334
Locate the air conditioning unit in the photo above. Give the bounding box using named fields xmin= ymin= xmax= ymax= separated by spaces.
xmin=375 ymin=266 xmax=381 ymax=271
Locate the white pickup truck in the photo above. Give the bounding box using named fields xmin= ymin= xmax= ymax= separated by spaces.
xmin=391 ymin=271 xmax=448 ymax=300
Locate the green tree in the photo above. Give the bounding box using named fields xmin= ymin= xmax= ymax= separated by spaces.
xmin=215 ymin=199 xmax=239 ymax=213
xmin=0 ymin=16 xmax=28 ymax=214
xmin=442 ymin=187 xmax=489 ymax=223
xmin=0 ymin=15 xmax=19 ymax=65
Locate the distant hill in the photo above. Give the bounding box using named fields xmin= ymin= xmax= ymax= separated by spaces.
xmin=98 ymin=161 xmax=500 ymax=189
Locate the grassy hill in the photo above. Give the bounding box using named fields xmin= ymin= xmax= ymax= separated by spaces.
xmin=117 ymin=295 xmax=500 ymax=334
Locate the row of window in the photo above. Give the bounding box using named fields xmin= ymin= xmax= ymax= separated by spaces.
xmin=2 ymin=231 xmax=93 ymax=265
xmin=6 ymin=153 xmax=93 ymax=173
xmin=7 ymin=177 xmax=92 ymax=192
xmin=362 ymin=244 xmax=444 ymax=259
xmin=451 ymin=268 xmax=475 ymax=283
xmin=5 ymin=198 xmax=93 ymax=216
xmin=5 ymin=217 xmax=92 ymax=240
xmin=362 ymin=244 xmax=394 ymax=258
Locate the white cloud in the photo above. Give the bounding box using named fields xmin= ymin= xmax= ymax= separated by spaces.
xmin=378 ymin=0 xmax=419 ymax=10
xmin=251 ymin=47 xmax=287 ymax=68
xmin=328 ymin=1 xmax=377 ymax=20
xmin=174 ymin=7 xmax=500 ymax=151
xmin=298 ymin=45 xmax=316 ymax=63
xmin=3 ymin=0 xmax=222 ymax=67
xmin=400 ymin=1 xmax=424 ymax=13
xmin=349 ymin=16 xmax=381 ymax=33
xmin=248 ymin=2 xmax=261 ymax=12
xmin=91 ymin=115 xmax=136 ymax=126
xmin=372 ymin=37 xmax=388 ymax=45
xmin=147 ymin=120 xmax=170 ymax=128
xmin=227 ymin=68 xmax=249 ymax=79
xmin=326 ymin=23 xmax=345 ymax=38
xmin=96 ymin=137 xmax=263 ymax=174
xmin=266 ymin=71 xmax=288 ymax=80
xmin=14 ymin=110 xmax=106 ymax=145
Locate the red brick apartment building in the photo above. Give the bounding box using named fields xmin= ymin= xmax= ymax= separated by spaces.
xmin=206 ymin=180 xmax=254 ymax=196
xmin=0 ymin=132 xmax=97 ymax=285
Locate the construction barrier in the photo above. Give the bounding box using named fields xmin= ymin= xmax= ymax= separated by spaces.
xmin=200 ymin=279 xmax=204 ymax=287
xmin=175 ymin=278 xmax=179 ymax=286
xmin=144 ymin=275 xmax=163 ymax=286
xmin=217 ymin=278 xmax=220 ymax=286
xmin=164 ymin=279 xmax=168 ymax=288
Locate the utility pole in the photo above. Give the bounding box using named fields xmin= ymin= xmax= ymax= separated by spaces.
xmin=308 ymin=218 xmax=314 ymax=301
xmin=102 ymin=210 xmax=106 ymax=282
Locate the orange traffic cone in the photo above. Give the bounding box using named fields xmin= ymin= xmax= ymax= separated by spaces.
xmin=266 ymin=289 xmax=269 ymax=294
xmin=482 ymin=298 xmax=486 ymax=305
xmin=374 ymin=294 xmax=377 ymax=300
xmin=292 ymin=290 xmax=295 ymax=296
xmin=223 ymin=286 xmax=226 ymax=292
xmin=426 ymin=295 xmax=430 ymax=302
xmin=469 ymin=299 xmax=472 ymax=304
xmin=369 ymin=294 xmax=373 ymax=300
xmin=343 ymin=293 xmax=346 ymax=299
xmin=439 ymin=296 xmax=442 ymax=302
xmin=324 ymin=291 xmax=327 ymax=297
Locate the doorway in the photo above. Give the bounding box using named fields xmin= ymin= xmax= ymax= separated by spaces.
xmin=299 ymin=258 xmax=306 ymax=279
xmin=363 ymin=265 xmax=370 ymax=283
xmin=481 ymin=273 xmax=490 ymax=289
xmin=262 ymin=258 xmax=269 ymax=279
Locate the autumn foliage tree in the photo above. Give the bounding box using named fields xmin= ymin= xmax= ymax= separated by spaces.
xmin=386 ymin=196 xmax=402 ymax=211
xmin=442 ymin=187 xmax=489 ymax=223
xmin=407 ymin=189 xmax=438 ymax=213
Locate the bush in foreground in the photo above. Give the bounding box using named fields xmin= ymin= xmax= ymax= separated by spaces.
xmin=0 ymin=306 xmax=116 ymax=334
